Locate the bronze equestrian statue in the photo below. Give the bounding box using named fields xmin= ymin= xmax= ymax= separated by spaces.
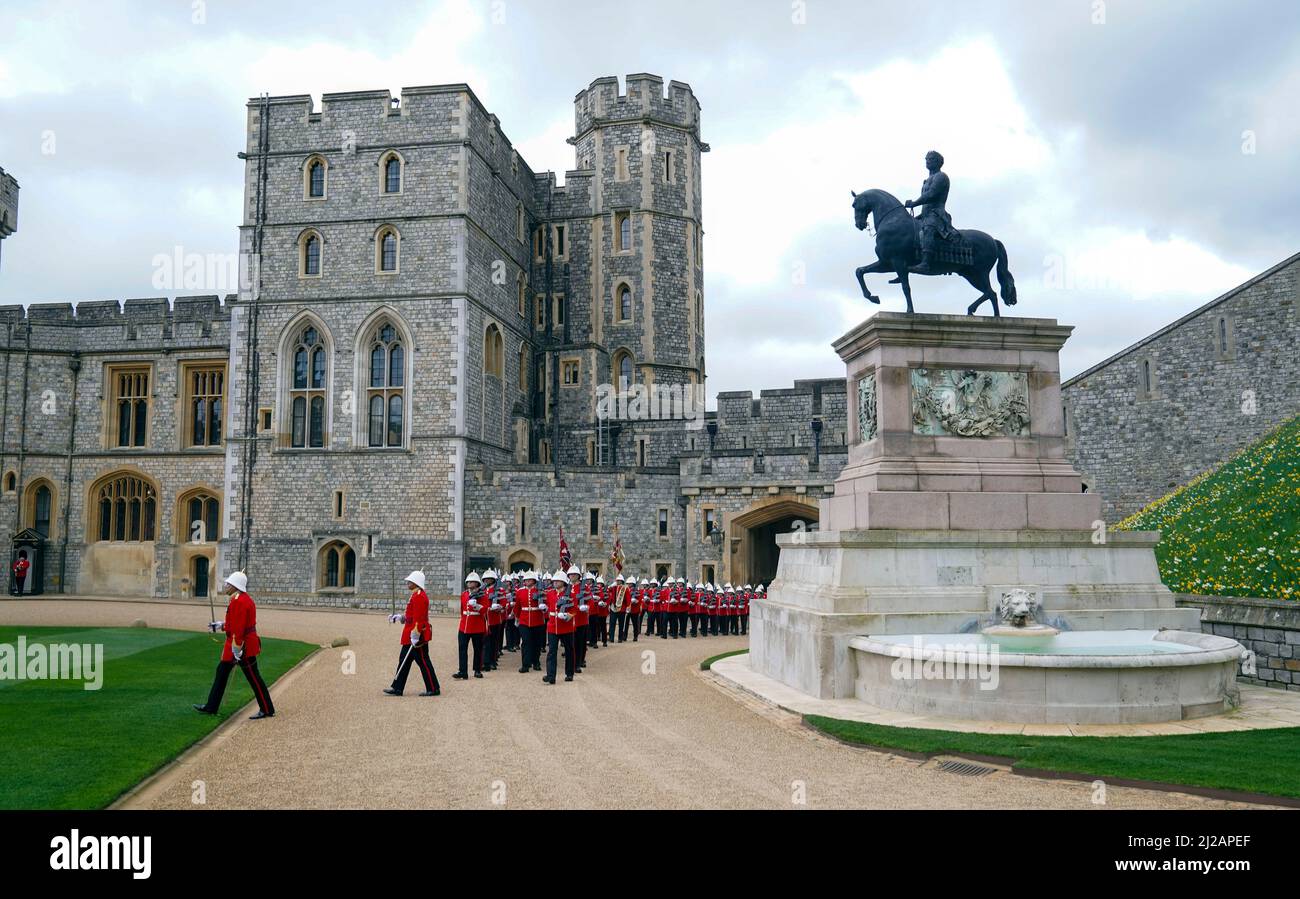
xmin=852 ymin=151 xmax=1017 ymax=317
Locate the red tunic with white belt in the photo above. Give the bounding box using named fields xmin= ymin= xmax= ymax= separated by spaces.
xmin=220 ymin=591 xmax=262 ymax=662
xmin=401 ymin=588 xmax=432 ymax=646
xmin=459 ymin=590 xmax=488 ymax=635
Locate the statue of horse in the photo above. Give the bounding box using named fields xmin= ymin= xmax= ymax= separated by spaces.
xmin=851 ymin=189 xmax=1017 ymax=316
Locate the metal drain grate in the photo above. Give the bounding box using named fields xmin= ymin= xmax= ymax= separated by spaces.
xmin=936 ymin=760 xmax=998 ymax=777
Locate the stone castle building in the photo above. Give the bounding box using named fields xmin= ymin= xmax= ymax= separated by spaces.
xmin=1063 ymin=251 xmax=1300 ymax=521
xmin=0 ymin=166 xmax=18 ymax=271
xmin=0 ymin=75 xmax=848 ymax=604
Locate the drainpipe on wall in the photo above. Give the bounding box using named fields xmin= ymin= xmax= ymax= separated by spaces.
xmin=676 ymin=493 xmax=689 ymax=581
xmin=58 ymin=353 xmax=80 ymax=593
xmin=12 ymin=321 xmax=31 ymax=535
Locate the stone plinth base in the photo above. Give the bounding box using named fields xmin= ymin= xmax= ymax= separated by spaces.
xmin=750 ymin=528 xmax=1201 ymax=700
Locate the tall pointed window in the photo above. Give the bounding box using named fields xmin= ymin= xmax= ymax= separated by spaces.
xmin=367 ymin=322 xmax=405 ymax=448
xmin=613 ymin=350 xmax=634 ymax=392
xmin=617 ymin=283 xmax=633 ymax=322
xmin=111 ymin=366 xmax=150 ymax=448
xmin=305 ymin=156 xmax=327 ymax=199
xmin=484 ymin=324 xmax=504 ymax=378
xmin=375 ymin=226 xmax=399 ymax=273
xmin=290 ymin=325 xmax=328 ymax=448
xmin=300 ymin=230 xmax=323 ymax=278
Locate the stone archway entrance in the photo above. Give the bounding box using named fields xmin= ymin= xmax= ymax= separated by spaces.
xmin=727 ymin=498 xmax=819 ymax=587
xmin=507 ymin=549 xmax=537 ymax=573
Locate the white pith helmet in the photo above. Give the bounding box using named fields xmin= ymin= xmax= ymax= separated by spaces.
xmin=565 ymin=565 xmax=580 ymax=577
xmin=405 ymin=570 xmax=426 ymax=590
xmin=615 ymin=574 xmax=625 ymax=582
xmin=626 ymin=576 xmax=637 ymax=585
xmin=582 ymin=570 xmax=594 ymax=580
xmin=224 ymin=571 xmax=248 ymax=592
xmin=465 ymin=571 xmax=482 ymax=585
xmin=650 ymin=578 xmax=659 ymax=586
xmin=524 ymin=570 xmax=538 ymax=581
xmin=482 ymin=568 xmax=499 ymax=581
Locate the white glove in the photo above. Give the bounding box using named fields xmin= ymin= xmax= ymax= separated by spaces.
xmin=409 ymin=632 xmax=421 ymax=646
xmin=579 ymin=604 xmax=589 ymax=613
xmin=469 ymin=601 xmax=482 ymax=611
xmin=232 ymin=645 xmax=244 ymax=661
xmin=388 ymin=613 xmax=404 ymax=624
xmin=490 ymin=603 xmax=503 ymax=611
xmin=208 ymin=620 xmax=223 ymax=632
xmin=599 ymin=601 xmax=607 ymax=608
xmin=559 ymin=612 xmax=572 ymax=621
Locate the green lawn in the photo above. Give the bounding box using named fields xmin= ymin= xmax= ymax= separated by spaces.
xmin=0 ymin=625 xmax=316 ymax=809
xmin=806 ymin=715 xmax=1300 ymax=800
xmin=700 ymin=649 xmax=748 ymax=670
xmin=1117 ymin=413 xmax=1300 ymax=600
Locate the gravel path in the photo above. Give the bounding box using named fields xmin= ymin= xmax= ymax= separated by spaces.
xmin=1 ymin=599 xmax=1263 ymax=810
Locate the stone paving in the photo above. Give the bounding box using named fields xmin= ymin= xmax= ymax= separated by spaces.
xmin=0 ymin=599 xmax=1275 ymax=809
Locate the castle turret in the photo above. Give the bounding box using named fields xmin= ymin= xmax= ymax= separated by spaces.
xmin=0 ymin=166 xmax=19 ymax=272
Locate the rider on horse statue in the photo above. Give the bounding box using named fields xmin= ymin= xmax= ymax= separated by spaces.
xmin=905 ymin=150 xmax=957 ymax=276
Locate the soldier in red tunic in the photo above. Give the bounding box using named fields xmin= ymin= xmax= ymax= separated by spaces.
xmin=515 ymin=570 xmax=545 ymax=673
xmin=543 ymin=570 xmax=576 ymax=684
xmin=482 ymin=569 xmax=504 ymax=671
xmin=589 ymin=574 xmax=610 ymax=648
xmin=453 ymin=572 xmax=488 ymax=679
xmin=193 ymin=571 xmax=276 ymax=719
xmin=385 ymin=571 xmax=440 ymax=697
xmin=11 ymin=553 xmax=30 ymax=595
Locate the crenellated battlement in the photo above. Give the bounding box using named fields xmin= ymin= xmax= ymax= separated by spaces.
xmin=0 ymin=294 xmax=234 ymax=327
xmin=573 ymin=74 xmax=701 ymax=138
xmin=0 ymin=166 xmax=18 ymax=239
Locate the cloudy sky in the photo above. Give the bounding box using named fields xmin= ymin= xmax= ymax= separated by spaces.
xmin=1 ymin=0 xmax=1297 ymax=398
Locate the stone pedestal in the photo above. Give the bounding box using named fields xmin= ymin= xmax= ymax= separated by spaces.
xmin=750 ymin=313 xmax=1200 ymax=700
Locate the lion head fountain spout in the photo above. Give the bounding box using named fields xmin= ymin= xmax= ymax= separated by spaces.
xmin=982 ymin=588 xmax=1061 ymax=644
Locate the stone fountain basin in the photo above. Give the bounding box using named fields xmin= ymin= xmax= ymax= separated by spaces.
xmin=849 ymin=630 xmax=1245 ymax=725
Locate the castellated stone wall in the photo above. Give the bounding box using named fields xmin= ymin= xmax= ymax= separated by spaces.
xmin=1063 ymin=253 xmax=1300 ymax=521
xmin=1 ymin=75 xmax=851 ymax=606
xmin=0 ymin=297 xmax=231 ymax=598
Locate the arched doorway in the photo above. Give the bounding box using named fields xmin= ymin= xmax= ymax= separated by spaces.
xmin=507 ymin=549 xmax=537 ymax=573
xmin=727 ymin=498 xmax=819 ymax=587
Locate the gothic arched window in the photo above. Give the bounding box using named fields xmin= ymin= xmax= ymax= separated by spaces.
xmin=93 ymin=473 xmax=157 ymax=543
xmin=305 ymin=156 xmax=327 ymax=199
xmin=484 ymin=324 xmax=504 ymax=378
xmin=300 ymin=230 xmax=323 ymax=277
xmin=319 ymin=540 xmax=356 ymax=589
xmin=375 ymin=226 xmax=400 ymax=273
xmin=367 ymin=322 xmax=405 ymax=448
xmin=289 ymin=324 xmax=328 ymax=448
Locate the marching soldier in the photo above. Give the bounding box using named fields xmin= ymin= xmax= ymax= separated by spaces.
xmin=384 ymin=571 xmax=440 ymax=697
xmin=645 ymin=577 xmax=659 ymax=637
xmin=543 ymin=570 xmax=576 ymax=684
xmin=588 ymin=573 xmax=609 ymax=648
xmin=727 ymin=584 xmax=739 ymax=634
xmin=193 ymin=571 xmax=275 ymax=720
xmin=657 ymin=577 xmax=672 ymax=640
xmin=741 ymin=584 xmax=752 ymax=636
xmin=453 ymin=571 xmax=488 ymax=680
xmin=503 ymin=572 xmax=521 ymax=654
xmin=681 ymin=579 xmax=691 ymax=636
xmin=625 ymin=575 xmax=642 ymax=642
xmin=689 ymin=581 xmax=703 ymax=637
xmin=610 ymin=574 xmax=629 ymax=643
xmin=482 ymin=569 xmax=504 ymax=671
xmin=516 ymin=570 xmax=545 ymax=673
xmin=571 ymin=567 xmax=590 ymax=670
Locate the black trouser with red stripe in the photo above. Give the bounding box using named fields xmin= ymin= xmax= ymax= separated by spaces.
xmin=391 ymin=643 xmax=440 ymax=694
xmin=203 ymin=655 xmax=275 ymax=715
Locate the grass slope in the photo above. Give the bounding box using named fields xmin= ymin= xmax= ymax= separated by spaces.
xmin=806 ymin=715 xmax=1300 ymax=799
xmin=1116 ymin=414 xmax=1300 ymax=600
xmin=0 ymin=626 xmax=315 ymax=809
